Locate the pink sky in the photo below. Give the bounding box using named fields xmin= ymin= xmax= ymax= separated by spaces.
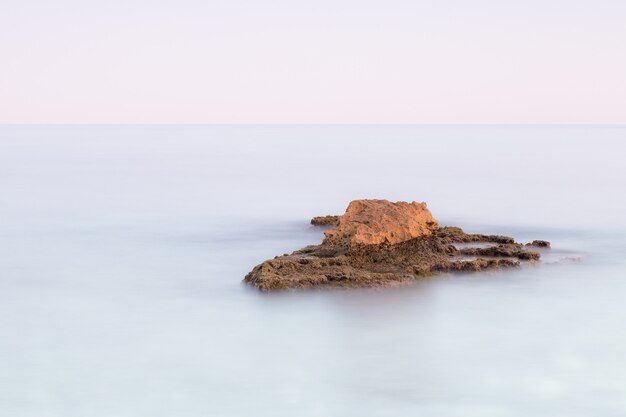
xmin=1 ymin=0 xmax=625 ymax=124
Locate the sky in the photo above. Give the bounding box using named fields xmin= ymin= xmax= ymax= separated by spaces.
xmin=1 ymin=0 xmax=625 ymax=124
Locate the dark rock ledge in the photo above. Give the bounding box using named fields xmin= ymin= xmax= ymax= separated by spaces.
xmin=244 ymin=199 xmax=549 ymax=291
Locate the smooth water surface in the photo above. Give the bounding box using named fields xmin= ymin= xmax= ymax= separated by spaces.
xmin=1 ymin=125 xmax=626 ymax=417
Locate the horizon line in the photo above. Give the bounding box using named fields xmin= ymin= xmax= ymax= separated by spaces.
xmin=1 ymin=123 xmax=626 ymax=127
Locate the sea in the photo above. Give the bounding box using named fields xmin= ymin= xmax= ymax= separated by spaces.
xmin=1 ymin=125 xmax=626 ymax=417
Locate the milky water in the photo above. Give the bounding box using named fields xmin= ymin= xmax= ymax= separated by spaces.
xmin=1 ymin=125 xmax=626 ymax=417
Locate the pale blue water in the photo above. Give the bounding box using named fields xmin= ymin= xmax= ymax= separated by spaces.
xmin=1 ymin=125 xmax=626 ymax=416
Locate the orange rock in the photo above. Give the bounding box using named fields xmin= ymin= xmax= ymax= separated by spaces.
xmin=323 ymin=199 xmax=439 ymax=246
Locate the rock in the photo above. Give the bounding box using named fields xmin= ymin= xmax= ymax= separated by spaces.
xmin=526 ymin=240 xmax=551 ymax=248
xmin=310 ymin=215 xmax=340 ymax=226
xmin=323 ymin=199 xmax=439 ymax=246
xmin=243 ymin=200 xmax=550 ymax=291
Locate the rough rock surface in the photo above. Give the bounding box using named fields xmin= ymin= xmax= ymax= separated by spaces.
xmin=323 ymin=200 xmax=438 ymax=246
xmin=244 ymin=200 xmax=549 ymax=291
xmin=310 ymin=215 xmax=340 ymax=226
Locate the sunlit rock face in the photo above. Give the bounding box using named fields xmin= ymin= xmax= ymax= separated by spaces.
xmin=323 ymin=199 xmax=439 ymax=247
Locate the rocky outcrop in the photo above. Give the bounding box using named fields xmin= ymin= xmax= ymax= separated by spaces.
xmin=310 ymin=215 xmax=340 ymax=226
xmin=323 ymin=200 xmax=438 ymax=246
xmin=244 ymin=199 xmax=549 ymax=291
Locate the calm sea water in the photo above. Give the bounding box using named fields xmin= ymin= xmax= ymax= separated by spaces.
xmin=1 ymin=125 xmax=626 ymax=417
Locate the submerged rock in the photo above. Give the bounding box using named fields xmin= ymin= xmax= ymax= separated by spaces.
xmin=244 ymin=199 xmax=549 ymax=291
xmin=526 ymin=240 xmax=551 ymax=248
